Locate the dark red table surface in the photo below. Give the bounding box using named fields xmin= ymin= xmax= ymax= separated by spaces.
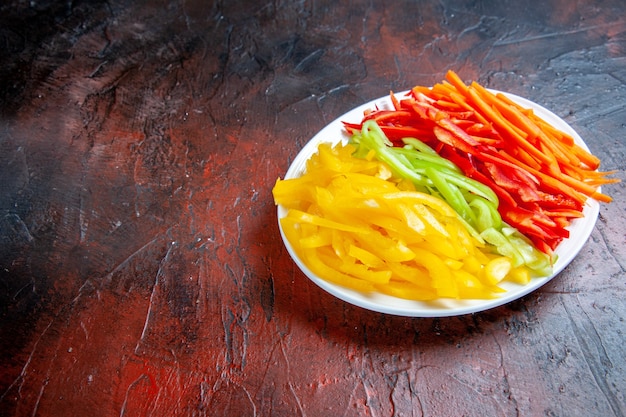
xmin=1 ymin=1 xmax=625 ymax=416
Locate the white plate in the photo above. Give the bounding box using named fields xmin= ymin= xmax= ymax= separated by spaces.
xmin=277 ymin=90 xmax=599 ymax=317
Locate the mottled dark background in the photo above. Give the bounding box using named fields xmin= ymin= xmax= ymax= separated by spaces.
xmin=1 ymin=1 xmax=625 ymax=416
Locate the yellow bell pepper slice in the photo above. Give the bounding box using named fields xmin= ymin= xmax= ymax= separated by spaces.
xmin=275 ymin=142 xmax=533 ymax=300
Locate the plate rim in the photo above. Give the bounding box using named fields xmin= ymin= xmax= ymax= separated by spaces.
xmin=277 ymin=89 xmax=600 ymax=317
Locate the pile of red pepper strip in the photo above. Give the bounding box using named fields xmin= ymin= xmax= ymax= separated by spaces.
xmin=343 ymin=71 xmax=618 ymax=255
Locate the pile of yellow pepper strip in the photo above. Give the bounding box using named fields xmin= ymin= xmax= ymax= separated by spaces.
xmin=273 ymin=141 xmax=534 ymax=300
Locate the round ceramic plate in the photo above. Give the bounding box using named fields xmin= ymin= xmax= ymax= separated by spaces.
xmin=277 ymin=90 xmax=600 ymax=317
